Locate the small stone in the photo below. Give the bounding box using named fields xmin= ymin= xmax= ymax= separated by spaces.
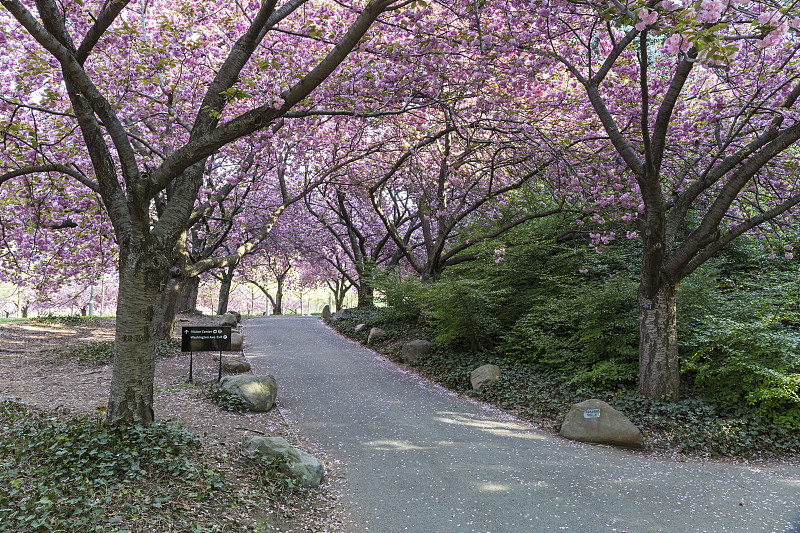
xmin=470 ymin=364 xmax=501 ymax=390
xmin=231 ymin=332 xmax=244 ymax=351
xmin=354 ymin=323 xmax=366 ymax=334
xmin=220 ymin=313 xmax=237 ymax=327
xmin=333 ymin=309 xmax=352 ymax=321
xmin=219 ymin=374 xmax=277 ymax=412
xmin=559 ymin=399 xmax=643 ymax=448
xmin=367 ymin=327 xmax=387 ymax=345
xmin=400 ymin=340 xmax=431 ymax=363
xmin=221 ymin=356 xmax=250 ymax=374
xmin=245 ymin=436 xmax=325 ymax=488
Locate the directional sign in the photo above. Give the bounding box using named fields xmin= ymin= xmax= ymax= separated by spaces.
xmin=181 ymin=326 xmax=232 ymax=352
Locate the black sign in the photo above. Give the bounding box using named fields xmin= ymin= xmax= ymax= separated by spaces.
xmin=181 ymin=326 xmax=232 ymax=352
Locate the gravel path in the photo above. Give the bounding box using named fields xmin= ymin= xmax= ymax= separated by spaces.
xmin=246 ymin=316 xmax=800 ymax=533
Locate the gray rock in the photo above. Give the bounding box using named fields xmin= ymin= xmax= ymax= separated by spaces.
xmin=245 ymin=436 xmax=325 ymax=488
xmin=559 ymin=399 xmax=643 ymax=448
xmin=321 ymin=305 xmax=332 ymax=318
xmin=219 ymin=374 xmax=277 ymax=412
xmin=333 ymin=308 xmax=352 ymax=321
xmin=471 ymin=364 xmax=501 ymax=390
xmin=220 ymin=313 xmax=238 ymax=327
xmin=231 ymin=332 xmax=244 ymax=351
xmin=367 ymin=327 xmax=387 ymax=345
xmin=221 ymin=356 xmax=250 ymax=374
xmin=228 ymin=310 xmax=242 ymax=322
xmin=400 ymin=339 xmax=431 ymax=364
xmin=354 ymin=323 xmax=367 ymax=334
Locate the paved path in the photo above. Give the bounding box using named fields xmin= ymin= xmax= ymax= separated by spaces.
xmin=245 ymin=317 xmax=800 ymax=533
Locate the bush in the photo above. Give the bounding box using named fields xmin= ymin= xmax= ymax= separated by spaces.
xmin=682 ymin=317 xmax=800 ymax=429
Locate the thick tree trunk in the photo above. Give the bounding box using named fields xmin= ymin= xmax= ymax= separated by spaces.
xmin=638 ymin=280 xmax=680 ymax=400
xmin=107 ymin=247 xmax=165 ymax=424
xmin=179 ymin=276 xmax=200 ymax=311
xmin=217 ymin=266 xmax=235 ymax=315
xmin=356 ymin=283 xmax=373 ymax=307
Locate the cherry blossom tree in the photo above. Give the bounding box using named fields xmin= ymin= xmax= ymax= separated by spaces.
xmin=0 ymin=0 xmax=419 ymax=423
xmin=518 ymin=0 xmax=800 ymax=398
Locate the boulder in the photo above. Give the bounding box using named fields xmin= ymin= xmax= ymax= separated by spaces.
xmin=220 ymin=313 xmax=238 ymax=327
xmin=228 ymin=310 xmax=242 ymax=322
xmin=231 ymin=332 xmax=244 ymax=351
xmin=400 ymin=340 xmax=431 ymax=364
xmin=321 ymin=305 xmax=332 ymax=319
xmin=354 ymin=323 xmax=367 ymax=334
xmin=559 ymin=399 xmax=643 ymax=448
xmin=219 ymin=374 xmax=277 ymax=412
xmin=333 ymin=309 xmax=352 ymax=321
xmin=471 ymin=364 xmax=501 ymax=390
xmin=221 ymin=356 xmax=251 ymax=374
xmin=245 ymin=436 xmax=325 ymax=488
xmin=367 ymin=327 xmax=387 ymax=345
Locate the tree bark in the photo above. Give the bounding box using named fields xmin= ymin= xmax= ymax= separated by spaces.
xmin=107 ymin=246 xmax=165 ymax=424
xmin=156 ymin=264 xmax=184 ymax=340
xmin=217 ymin=265 xmax=235 ymax=315
xmin=179 ymin=276 xmax=200 ymax=311
xmin=273 ymin=273 xmax=285 ymax=315
xmin=638 ymin=280 xmax=680 ymax=400
xmin=357 ymin=282 xmax=373 ymax=307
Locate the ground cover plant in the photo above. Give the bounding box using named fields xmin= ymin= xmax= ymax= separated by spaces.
xmin=0 ymin=400 xmax=229 ymax=532
xmin=0 ymin=315 xmax=337 ymax=532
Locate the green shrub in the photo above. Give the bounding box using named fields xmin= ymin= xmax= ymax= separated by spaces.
xmin=682 ymin=317 xmax=800 ymax=428
xmin=372 ymin=267 xmax=425 ymax=322
xmin=421 ymin=277 xmax=504 ymax=352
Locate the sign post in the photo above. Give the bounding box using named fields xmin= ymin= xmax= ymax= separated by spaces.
xmin=181 ymin=327 xmax=232 ymax=383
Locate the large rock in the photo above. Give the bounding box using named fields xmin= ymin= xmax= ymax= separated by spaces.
xmin=400 ymin=340 xmax=431 ymax=364
xmin=332 ymin=308 xmax=352 ymax=321
xmin=245 ymin=436 xmax=325 ymax=488
xmin=228 ymin=310 xmax=242 ymax=322
xmin=471 ymin=364 xmax=501 ymax=390
xmin=220 ymin=313 xmax=238 ymax=327
xmin=559 ymin=399 xmax=643 ymax=448
xmin=367 ymin=327 xmax=387 ymax=345
xmin=231 ymin=332 xmax=244 ymax=351
xmin=321 ymin=305 xmax=332 ymax=318
xmin=221 ymin=356 xmax=250 ymax=374
xmin=219 ymin=374 xmax=277 ymax=412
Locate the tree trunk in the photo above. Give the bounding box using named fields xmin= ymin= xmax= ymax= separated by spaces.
xmin=357 ymin=283 xmax=373 ymax=307
xmin=273 ymin=274 xmax=285 ymax=315
xmin=107 ymin=247 xmax=165 ymax=424
xmin=179 ymin=276 xmax=200 ymax=311
xmin=21 ymin=305 xmax=28 ymax=318
xmin=638 ymin=280 xmax=680 ymax=400
xmin=156 ymin=263 xmax=185 ymax=340
xmin=217 ymin=265 xmax=235 ymax=315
